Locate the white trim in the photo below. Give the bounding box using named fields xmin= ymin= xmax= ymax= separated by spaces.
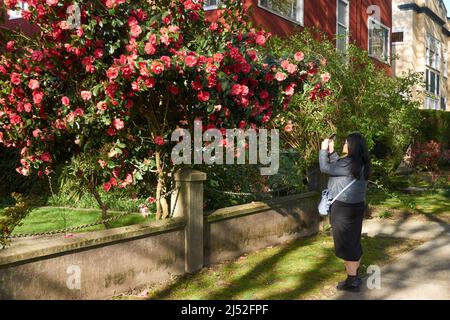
xmin=368 ymin=16 xmax=391 ymax=64
xmin=204 ymin=5 xmax=219 ymax=11
xmin=336 ymin=0 xmax=350 ymax=53
xmin=7 ymin=1 xmax=28 ymax=20
xmin=257 ymin=0 xmax=304 ymax=26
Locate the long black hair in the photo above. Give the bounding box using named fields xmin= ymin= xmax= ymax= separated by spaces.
xmin=346 ymin=132 xmax=372 ymax=180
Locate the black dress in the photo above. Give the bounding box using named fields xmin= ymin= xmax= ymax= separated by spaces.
xmin=330 ymin=200 xmax=365 ymax=261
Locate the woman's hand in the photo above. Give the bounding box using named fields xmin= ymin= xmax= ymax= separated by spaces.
xmin=321 ymin=139 xmax=330 ymax=150
xmin=328 ymin=139 xmax=335 ymax=154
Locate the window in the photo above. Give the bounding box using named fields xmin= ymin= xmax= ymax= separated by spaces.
xmin=440 ymin=97 xmax=447 ymax=111
xmin=336 ymin=0 xmax=350 ymax=53
xmin=443 ymin=48 xmax=448 ymax=78
xmin=7 ymin=1 xmax=28 ymax=20
xmin=392 ymin=32 xmax=404 ymax=43
xmin=258 ymin=0 xmax=304 ymax=25
xmin=425 ymin=96 xmax=440 ymax=110
xmin=425 ymin=69 xmax=440 ymax=96
xmin=204 ymin=0 xmax=220 ymax=10
xmin=426 ymin=34 xmax=441 ymax=70
xmin=368 ymin=17 xmax=390 ymax=63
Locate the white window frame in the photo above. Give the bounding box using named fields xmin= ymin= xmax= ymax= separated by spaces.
xmin=336 ymin=0 xmax=350 ymax=53
xmin=368 ymin=16 xmax=391 ymax=64
xmin=443 ymin=47 xmax=448 ymax=78
xmin=426 ymin=33 xmax=441 ymax=71
xmin=258 ymin=0 xmax=304 ymax=26
xmin=7 ymin=1 xmax=28 ymax=20
xmin=204 ymin=0 xmax=220 ymax=11
xmin=424 ymin=96 xmax=440 ymax=110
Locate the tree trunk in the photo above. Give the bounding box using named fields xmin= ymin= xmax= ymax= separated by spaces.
xmin=155 ymin=150 xmax=169 ymax=220
xmin=88 ymin=182 xmax=110 ymax=229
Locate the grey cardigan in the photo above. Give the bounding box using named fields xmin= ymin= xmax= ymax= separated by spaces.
xmin=319 ymin=150 xmax=367 ymax=204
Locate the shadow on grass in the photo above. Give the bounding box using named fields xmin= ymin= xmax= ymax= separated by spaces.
xmin=146 ymin=233 xmax=417 ymax=300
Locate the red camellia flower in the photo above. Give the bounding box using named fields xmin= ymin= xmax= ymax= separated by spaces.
xmin=154 ymin=136 xmax=165 ymax=146
xmin=197 ymin=91 xmax=210 ymax=102
xmin=61 ymin=96 xmax=70 ymax=106
xmin=103 ymin=182 xmax=112 ymax=192
xmin=41 ymin=152 xmax=52 ymax=162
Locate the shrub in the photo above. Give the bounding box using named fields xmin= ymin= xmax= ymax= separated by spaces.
xmin=269 ymin=29 xmax=422 ymax=183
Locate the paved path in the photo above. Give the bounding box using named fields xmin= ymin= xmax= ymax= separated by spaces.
xmin=330 ymin=219 xmax=450 ymax=300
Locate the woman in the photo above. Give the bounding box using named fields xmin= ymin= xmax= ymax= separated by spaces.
xmin=319 ymin=132 xmax=372 ymax=292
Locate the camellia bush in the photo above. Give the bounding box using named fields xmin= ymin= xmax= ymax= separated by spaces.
xmin=0 ymin=0 xmax=329 ymax=226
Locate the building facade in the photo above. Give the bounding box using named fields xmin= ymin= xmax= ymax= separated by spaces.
xmin=206 ymin=0 xmax=392 ymax=71
xmin=393 ymin=0 xmax=450 ymax=111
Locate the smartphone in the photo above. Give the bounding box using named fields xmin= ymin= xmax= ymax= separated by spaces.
xmin=328 ymin=133 xmax=337 ymax=140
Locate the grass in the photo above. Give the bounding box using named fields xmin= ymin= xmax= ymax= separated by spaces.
xmin=0 ymin=206 xmax=154 ymax=236
xmin=115 ymin=233 xmax=422 ymax=300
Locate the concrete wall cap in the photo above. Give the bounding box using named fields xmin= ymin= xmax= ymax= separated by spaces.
xmin=174 ymin=169 xmax=207 ymax=182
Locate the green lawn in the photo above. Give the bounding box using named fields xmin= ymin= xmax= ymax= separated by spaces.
xmin=114 ymin=233 xmax=421 ymax=300
xmin=0 ymin=207 xmax=153 ymax=236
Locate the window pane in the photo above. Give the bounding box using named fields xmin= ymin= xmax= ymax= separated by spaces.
xmin=259 ymin=0 xmax=298 ymax=21
xmin=369 ymin=20 xmax=389 ymax=62
xmin=338 ymin=1 xmax=348 ymax=25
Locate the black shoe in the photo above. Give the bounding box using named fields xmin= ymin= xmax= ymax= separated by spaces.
xmin=336 ymin=275 xmax=362 ymax=292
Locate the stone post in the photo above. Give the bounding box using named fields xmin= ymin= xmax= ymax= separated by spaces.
xmin=172 ymin=169 xmax=207 ymax=274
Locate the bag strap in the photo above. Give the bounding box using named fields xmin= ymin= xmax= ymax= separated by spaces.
xmin=330 ymin=178 xmax=357 ymax=204
xmin=330 ymin=166 xmax=364 ymax=204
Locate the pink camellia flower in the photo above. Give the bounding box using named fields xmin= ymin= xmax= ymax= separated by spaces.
xmin=32 ymin=129 xmax=41 ymax=138
xmin=81 ymin=91 xmax=92 ymax=101
xmin=151 ymin=61 xmax=164 ymax=75
xmin=154 ymin=135 xmax=165 ymax=146
xmin=145 ymin=42 xmax=156 ymax=55
xmin=130 ymin=24 xmax=142 ymax=38
xmin=287 ymin=63 xmax=298 ymax=74
xmin=284 ymin=83 xmax=296 ymax=96
xmin=185 ymin=55 xmax=198 ymax=67
xmin=112 ymin=118 xmax=125 ymax=130
xmin=98 ymin=159 xmax=107 ymax=168
xmin=256 ymin=35 xmax=266 ymax=46
xmin=231 ymin=84 xmax=241 ymax=95
xmin=10 ymin=72 xmax=21 ymax=85
xmin=61 ymin=96 xmax=70 ymax=106
xmin=321 ymin=72 xmax=331 ymax=83
xmin=294 ymin=52 xmax=305 ymax=62
xmin=28 ymin=79 xmax=40 ymax=90
xmin=33 ymin=91 xmax=44 ymax=104
xmin=6 ymin=40 xmax=15 ymax=52
xmin=281 ymin=60 xmax=290 ymax=70
xmin=103 ymin=182 xmax=112 ymax=192
xmin=24 ymin=103 xmax=32 ymax=113
xmin=275 ymin=72 xmax=287 ymax=82
xmin=285 ymin=122 xmax=293 ymax=132
xmin=46 ymin=0 xmax=59 ymax=6
xmin=41 ymin=152 xmax=51 ymax=162
xmin=139 ymin=204 xmax=149 ymax=218
xmin=9 ymin=113 xmax=22 ymax=125
xmin=107 ymin=66 xmax=119 ymax=80
xmin=147 ymin=196 xmax=156 ymax=204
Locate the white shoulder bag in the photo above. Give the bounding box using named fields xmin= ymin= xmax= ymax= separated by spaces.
xmin=318 ymin=178 xmax=357 ymax=216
